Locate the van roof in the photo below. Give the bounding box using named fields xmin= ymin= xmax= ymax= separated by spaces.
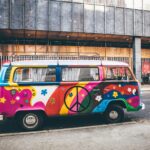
xmin=10 ymin=60 xmax=128 ymax=67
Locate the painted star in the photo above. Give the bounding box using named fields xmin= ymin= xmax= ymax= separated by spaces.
xmin=0 ymin=97 xmax=6 ymax=104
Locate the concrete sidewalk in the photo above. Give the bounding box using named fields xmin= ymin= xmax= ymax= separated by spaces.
xmin=141 ymin=85 xmax=150 ymax=91
xmin=0 ymin=121 xmax=150 ymax=150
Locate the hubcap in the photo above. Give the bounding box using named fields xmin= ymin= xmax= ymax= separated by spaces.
xmin=23 ymin=113 xmax=38 ymax=129
xmin=109 ymin=110 xmax=119 ymax=120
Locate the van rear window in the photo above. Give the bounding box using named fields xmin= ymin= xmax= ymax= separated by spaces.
xmin=14 ymin=67 xmax=56 ymax=82
xmin=62 ymin=67 xmax=99 ymax=81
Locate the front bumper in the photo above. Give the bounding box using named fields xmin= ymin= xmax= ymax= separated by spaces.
xmin=140 ymin=103 xmax=145 ymax=110
xmin=0 ymin=115 xmax=4 ymax=121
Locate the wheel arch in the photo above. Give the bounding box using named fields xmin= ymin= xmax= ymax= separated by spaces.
xmin=15 ymin=109 xmax=47 ymax=118
xmin=107 ymin=100 xmax=126 ymax=110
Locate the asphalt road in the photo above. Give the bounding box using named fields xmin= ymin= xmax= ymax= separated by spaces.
xmin=0 ymin=91 xmax=149 ymax=134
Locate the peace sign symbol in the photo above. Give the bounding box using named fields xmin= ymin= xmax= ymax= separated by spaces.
xmin=64 ymin=86 xmax=91 ymax=112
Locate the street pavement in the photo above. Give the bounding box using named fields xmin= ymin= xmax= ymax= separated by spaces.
xmin=0 ymin=87 xmax=149 ymax=150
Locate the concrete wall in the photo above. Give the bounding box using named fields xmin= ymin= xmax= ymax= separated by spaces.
xmin=0 ymin=0 xmax=150 ymax=37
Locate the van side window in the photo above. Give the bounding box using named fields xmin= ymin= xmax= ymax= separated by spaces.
xmin=14 ymin=68 xmax=56 ymax=82
xmin=104 ymin=67 xmax=134 ymax=81
xmin=62 ymin=67 xmax=99 ymax=81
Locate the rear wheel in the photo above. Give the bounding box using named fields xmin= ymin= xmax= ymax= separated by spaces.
xmin=17 ymin=112 xmax=44 ymax=131
xmin=104 ymin=105 xmax=124 ymax=124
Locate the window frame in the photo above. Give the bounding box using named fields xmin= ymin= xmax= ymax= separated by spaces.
xmin=13 ymin=66 xmax=57 ymax=84
xmin=102 ymin=66 xmax=136 ymax=82
xmin=61 ymin=66 xmax=100 ymax=82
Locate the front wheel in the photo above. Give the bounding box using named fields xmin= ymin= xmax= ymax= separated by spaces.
xmin=17 ymin=112 xmax=44 ymax=131
xmin=104 ymin=105 xmax=124 ymax=124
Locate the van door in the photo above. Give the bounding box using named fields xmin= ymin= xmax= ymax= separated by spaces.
xmin=8 ymin=67 xmax=60 ymax=117
xmin=59 ymin=67 xmax=101 ymax=115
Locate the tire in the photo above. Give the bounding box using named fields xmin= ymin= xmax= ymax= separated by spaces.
xmin=17 ymin=112 xmax=44 ymax=131
xmin=104 ymin=105 xmax=124 ymax=124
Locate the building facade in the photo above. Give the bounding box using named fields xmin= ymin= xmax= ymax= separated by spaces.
xmin=0 ymin=0 xmax=150 ymax=82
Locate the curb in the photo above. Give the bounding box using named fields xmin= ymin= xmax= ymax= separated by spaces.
xmin=0 ymin=121 xmax=136 ymax=137
xmin=141 ymin=89 xmax=150 ymax=92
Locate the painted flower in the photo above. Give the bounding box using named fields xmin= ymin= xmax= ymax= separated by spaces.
xmin=69 ymin=93 xmax=73 ymax=97
xmin=113 ymin=92 xmax=118 ymax=98
xmin=41 ymin=89 xmax=48 ymax=96
xmin=95 ymin=95 xmax=102 ymax=102
xmin=50 ymin=98 xmax=55 ymax=104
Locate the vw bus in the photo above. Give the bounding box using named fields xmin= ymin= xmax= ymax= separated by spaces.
xmin=0 ymin=59 xmax=144 ymax=130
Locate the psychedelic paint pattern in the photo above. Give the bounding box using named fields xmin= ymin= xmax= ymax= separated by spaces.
xmin=0 ymin=81 xmax=141 ymax=118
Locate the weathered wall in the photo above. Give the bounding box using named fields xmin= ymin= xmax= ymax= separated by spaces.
xmin=0 ymin=44 xmax=150 ymax=59
xmin=0 ymin=0 xmax=150 ymax=37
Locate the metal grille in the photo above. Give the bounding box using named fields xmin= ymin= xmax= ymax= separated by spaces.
xmin=107 ymin=57 xmax=129 ymax=64
xmin=142 ymin=58 xmax=150 ymax=63
xmin=0 ymin=53 xmax=104 ymax=68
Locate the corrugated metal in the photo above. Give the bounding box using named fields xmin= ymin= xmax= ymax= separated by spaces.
xmin=0 ymin=0 xmax=150 ymax=37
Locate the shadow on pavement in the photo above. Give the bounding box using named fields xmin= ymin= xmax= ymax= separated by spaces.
xmin=0 ymin=113 xmax=134 ymax=134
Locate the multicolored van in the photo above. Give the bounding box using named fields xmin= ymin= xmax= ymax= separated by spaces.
xmin=0 ymin=59 xmax=144 ymax=130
